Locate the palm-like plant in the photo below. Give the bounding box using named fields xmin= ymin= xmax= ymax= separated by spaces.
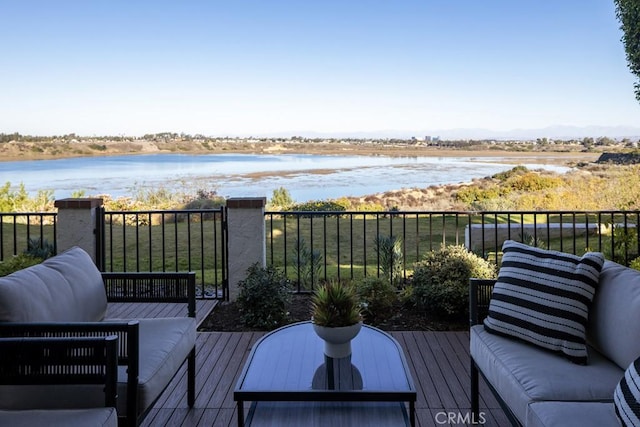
xmin=311 ymin=281 xmax=361 ymax=328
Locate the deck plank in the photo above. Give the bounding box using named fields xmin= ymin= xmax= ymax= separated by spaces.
xmin=106 ymin=299 xmax=217 ymax=326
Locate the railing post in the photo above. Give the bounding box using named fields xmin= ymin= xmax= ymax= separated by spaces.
xmin=53 ymin=198 xmax=104 ymax=264
xmin=226 ymin=197 xmax=267 ymax=301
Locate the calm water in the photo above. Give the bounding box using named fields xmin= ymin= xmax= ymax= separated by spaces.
xmin=1 ymin=153 xmax=570 ymax=202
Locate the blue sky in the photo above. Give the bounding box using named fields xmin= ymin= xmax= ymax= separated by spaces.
xmin=1 ymin=0 xmax=639 ymax=138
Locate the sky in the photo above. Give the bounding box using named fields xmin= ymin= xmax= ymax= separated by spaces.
xmin=1 ymin=0 xmax=639 ymax=138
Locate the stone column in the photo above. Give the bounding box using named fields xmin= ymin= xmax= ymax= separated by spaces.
xmin=226 ymin=197 xmax=266 ymax=301
xmin=54 ymin=198 xmax=103 ymax=263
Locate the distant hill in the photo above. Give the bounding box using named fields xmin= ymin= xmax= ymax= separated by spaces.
xmin=279 ymin=125 xmax=640 ymax=140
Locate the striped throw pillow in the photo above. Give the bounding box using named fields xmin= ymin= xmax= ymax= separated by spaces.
xmin=483 ymin=240 xmax=605 ymax=364
xmin=615 ymin=357 xmax=640 ymax=427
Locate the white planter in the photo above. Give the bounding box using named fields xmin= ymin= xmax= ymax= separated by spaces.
xmin=312 ymin=322 xmax=363 ymax=358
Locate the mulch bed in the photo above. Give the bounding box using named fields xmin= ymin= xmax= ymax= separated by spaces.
xmin=198 ymin=293 xmax=467 ymax=332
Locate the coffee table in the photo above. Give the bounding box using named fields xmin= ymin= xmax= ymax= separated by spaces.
xmin=234 ymin=321 xmax=416 ymax=426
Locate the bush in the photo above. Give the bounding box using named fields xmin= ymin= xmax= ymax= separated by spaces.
xmin=268 ymin=187 xmax=294 ymax=210
xmin=505 ymin=172 xmax=563 ymax=192
xmin=237 ymin=263 xmax=292 ymax=329
xmin=354 ymin=277 xmax=397 ymax=322
xmin=492 ymin=165 xmax=529 ymax=181
xmin=286 ymin=200 xmax=347 ymax=217
xmin=411 ymin=245 xmax=496 ymax=318
xmin=25 ymin=237 xmax=55 ymax=259
xmin=0 ymin=254 xmax=43 ymax=277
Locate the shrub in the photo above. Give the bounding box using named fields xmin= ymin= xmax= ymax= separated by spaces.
xmin=25 ymin=237 xmax=55 ymax=259
xmin=454 ymin=185 xmax=507 ymax=207
xmin=286 ymin=200 xmax=347 ymax=217
xmin=354 ymin=277 xmax=397 ymax=323
xmin=492 ymin=165 xmax=529 ymax=181
xmin=268 ymin=187 xmax=294 ymax=210
xmin=411 ymin=245 xmax=496 ymax=318
xmin=505 ymin=172 xmax=563 ymax=192
xmin=237 ymin=263 xmax=292 ymax=329
xmin=0 ymin=254 xmax=43 ymax=277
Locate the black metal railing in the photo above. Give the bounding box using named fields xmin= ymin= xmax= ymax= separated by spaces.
xmin=2 ymin=209 xmax=639 ymax=298
xmin=101 ymin=208 xmax=227 ymax=300
xmin=265 ymin=210 xmax=640 ymax=290
xmin=0 ymin=212 xmax=57 ymax=261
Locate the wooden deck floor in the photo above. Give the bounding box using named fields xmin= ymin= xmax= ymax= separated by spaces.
xmin=107 ymin=302 xmax=509 ymax=427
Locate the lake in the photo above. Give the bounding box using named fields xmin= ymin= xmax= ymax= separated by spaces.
xmin=1 ymin=153 xmax=571 ymax=202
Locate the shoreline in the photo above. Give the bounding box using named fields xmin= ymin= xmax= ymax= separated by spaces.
xmin=0 ymin=139 xmax=602 ymax=167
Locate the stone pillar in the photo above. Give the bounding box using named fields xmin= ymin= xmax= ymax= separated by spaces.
xmin=226 ymin=197 xmax=266 ymax=301
xmin=54 ymin=198 xmax=103 ymax=263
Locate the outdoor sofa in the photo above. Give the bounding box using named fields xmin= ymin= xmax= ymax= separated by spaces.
xmin=0 ymin=335 xmax=120 ymax=427
xmin=0 ymin=246 xmax=197 ymax=427
xmin=470 ymin=240 xmax=640 ymax=426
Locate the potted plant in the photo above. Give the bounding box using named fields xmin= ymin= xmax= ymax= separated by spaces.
xmin=311 ymin=281 xmax=362 ymax=358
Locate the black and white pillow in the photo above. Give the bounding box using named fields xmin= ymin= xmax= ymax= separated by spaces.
xmin=483 ymin=240 xmax=605 ymax=364
xmin=615 ymin=357 xmax=640 ymax=427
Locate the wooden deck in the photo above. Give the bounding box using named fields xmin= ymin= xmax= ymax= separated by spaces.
xmin=107 ymin=301 xmax=509 ymax=427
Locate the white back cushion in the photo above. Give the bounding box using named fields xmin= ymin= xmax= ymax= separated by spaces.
xmin=0 ymin=247 xmax=107 ymax=322
xmin=588 ymin=261 xmax=640 ymax=370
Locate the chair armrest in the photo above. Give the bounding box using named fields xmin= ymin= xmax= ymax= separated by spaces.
xmin=0 ymin=321 xmax=139 ymax=370
xmin=469 ymin=279 xmax=496 ymax=326
xmin=0 ymin=335 xmax=120 ymax=408
xmin=102 ymin=272 xmax=196 ymax=317
xmin=0 ymin=321 xmax=140 ymax=425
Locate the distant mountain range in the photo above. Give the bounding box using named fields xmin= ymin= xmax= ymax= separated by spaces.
xmin=279 ymin=125 xmax=640 ymax=140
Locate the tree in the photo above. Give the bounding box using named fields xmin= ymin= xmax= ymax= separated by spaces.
xmin=614 ymin=0 xmax=640 ymax=102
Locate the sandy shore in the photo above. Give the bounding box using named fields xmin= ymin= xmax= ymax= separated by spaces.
xmin=0 ymin=139 xmax=601 ymax=166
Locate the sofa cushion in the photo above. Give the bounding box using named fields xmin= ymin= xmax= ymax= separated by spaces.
xmin=588 ymin=261 xmax=640 ymax=370
xmin=470 ymin=325 xmax=622 ymax=425
xmin=0 ymin=408 xmax=117 ymax=427
xmin=614 ymin=356 xmax=640 ymax=427
xmin=0 ymin=247 xmax=107 ymax=322
xmin=116 ymin=317 xmax=196 ymax=416
xmin=483 ymin=240 xmax=604 ymax=364
xmin=526 ymin=401 xmax=618 ymax=427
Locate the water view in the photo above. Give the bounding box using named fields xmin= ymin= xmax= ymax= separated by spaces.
xmin=1 ymin=153 xmax=571 ymax=202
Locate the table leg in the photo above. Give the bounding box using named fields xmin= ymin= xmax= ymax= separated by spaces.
xmin=237 ymin=401 xmax=244 ymax=427
xmin=410 ymin=401 xmax=415 ymax=427
xmin=325 ymin=355 xmax=335 ymax=390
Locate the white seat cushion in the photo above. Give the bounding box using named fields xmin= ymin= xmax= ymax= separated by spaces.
xmin=0 ymin=408 xmax=117 ymax=427
xmin=470 ymin=325 xmax=622 ymax=424
xmin=526 ymin=401 xmax=619 ymax=427
xmin=117 ymin=317 xmax=196 ymax=415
